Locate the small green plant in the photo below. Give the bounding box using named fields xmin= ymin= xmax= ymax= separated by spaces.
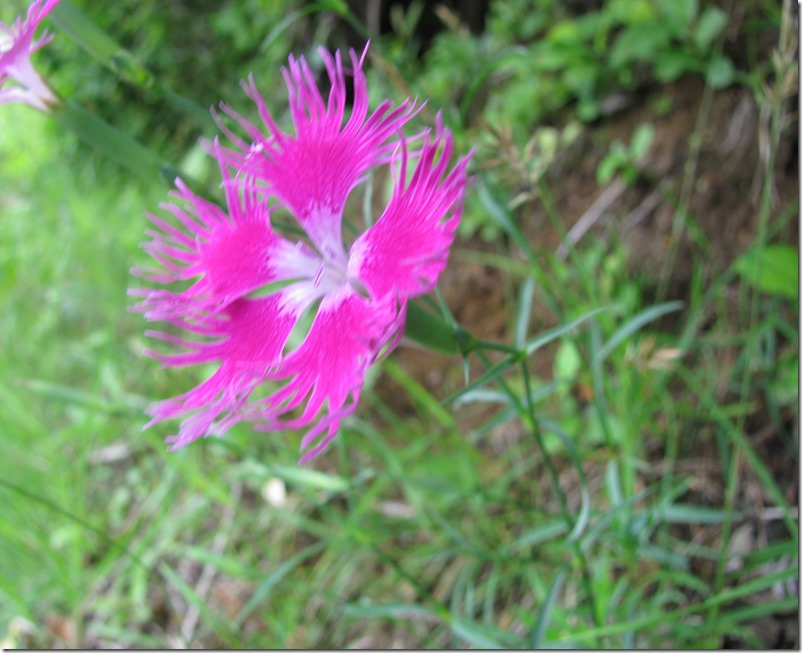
xmin=597 ymin=122 xmax=655 ymax=185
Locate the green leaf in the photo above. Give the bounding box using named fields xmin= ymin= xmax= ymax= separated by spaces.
xmin=554 ymin=340 xmax=582 ymax=382
xmin=452 ymin=617 xmax=507 ymax=649
xmin=512 ymin=521 xmax=569 ymax=550
xmin=654 ymin=49 xmax=700 ymax=82
xmin=657 ymin=503 xmax=743 ymax=524
xmin=237 ymin=540 xmax=329 ymax=626
xmin=342 ymin=601 xmax=438 ymax=620
xmin=404 ymin=301 xmax=478 ymax=355
xmin=266 ymin=465 xmax=351 ymax=492
xmin=629 ymin=123 xmax=655 ymax=162
xmin=597 ymin=145 xmax=629 ymax=185
xmin=610 ymin=22 xmax=671 ymax=68
xmin=659 ymin=0 xmax=698 ymax=32
xmin=705 ymin=55 xmax=736 ymax=89
xmin=515 ymin=276 xmax=536 ymax=348
xmin=526 ymin=307 xmax=608 ymax=356
xmin=733 ymin=244 xmax=799 ymax=299
xmin=51 ymin=1 xmax=211 ymax=127
xmin=596 ymin=301 xmax=684 ymax=362
xmin=694 ymin=6 xmax=728 ymax=51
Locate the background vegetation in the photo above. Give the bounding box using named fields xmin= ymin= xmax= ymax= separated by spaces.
xmin=1 ymin=0 xmax=798 ymax=648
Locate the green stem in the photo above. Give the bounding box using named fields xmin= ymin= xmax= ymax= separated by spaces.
xmin=474 ymin=347 xmax=603 ymax=644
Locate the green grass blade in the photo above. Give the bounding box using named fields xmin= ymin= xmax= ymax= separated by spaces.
xmin=525 ymin=307 xmax=608 ymax=356
xmin=597 ymin=301 xmax=684 ymax=362
xmin=529 ymin=569 xmax=566 ymax=648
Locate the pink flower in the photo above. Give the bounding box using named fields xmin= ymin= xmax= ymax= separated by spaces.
xmin=135 ymin=45 xmax=472 ymax=462
xmin=0 ymin=0 xmax=61 ymax=111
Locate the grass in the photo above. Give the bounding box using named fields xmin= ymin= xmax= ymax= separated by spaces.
xmin=1 ymin=0 xmax=798 ymax=648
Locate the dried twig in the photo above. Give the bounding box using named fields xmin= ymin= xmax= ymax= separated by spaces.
xmin=556 ymin=177 xmax=626 ymax=260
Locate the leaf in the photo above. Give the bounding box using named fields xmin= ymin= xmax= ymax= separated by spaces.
xmin=451 ymin=617 xmax=508 ymax=649
xmin=236 ymin=540 xmax=329 ymax=626
xmin=657 ymin=503 xmax=743 ymax=524
xmin=515 ymin=276 xmax=536 ymax=348
xmin=405 ymin=301 xmax=477 ymax=355
xmin=341 ymin=601 xmax=439 ymax=620
xmin=654 ymin=50 xmax=700 ymax=82
xmin=610 ymin=22 xmax=671 ymax=68
xmin=596 ymin=301 xmax=684 ymax=362
xmin=629 ymin=123 xmax=655 ymax=162
xmin=733 ymin=244 xmax=799 ymax=300
xmin=659 ymin=0 xmax=698 ymax=32
xmin=529 ymin=570 xmax=564 ymax=647
xmin=525 ymin=307 xmax=608 ymax=356
xmin=694 ymin=6 xmax=728 ymax=51
xmin=705 ymin=56 xmax=736 ymax=89
xmin=267 ymin=465 xmax=351 ymax=492
xmin=554 ymin=340 xmax=582 ymax=382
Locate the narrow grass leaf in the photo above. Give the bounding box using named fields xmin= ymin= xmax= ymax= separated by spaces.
xmin=476 ymin=178 xmax=537 ymax=263
xmin=529 ymin=569 xmax=566 ymax=648
xmin=733 ymin=244 xmax=799 ymax=299
xmin=679 ymin=368 xmax=799 ymax=546
xmin=382 ymin=359 xmax=455 ymax=427
xmin=451 ymin=617 xmax=507 ymax=650
xmin=657 ymin=503 xmax=744 ymax=524
xmin=539 ymin=419 xmax=591 ymax=543
xmin=19 ymin=378 xmax=146 ymax=414
xmin=341 ymin=602 xmax=439 ymax=621
xmin=482 ymin=564 xmax=500 ymax=625
xmin=515 ymin=275 xmax=536 ymax=348
xmin=405 ymin=301 xmax=477 ymax=355
xmin=719 ymin=596 xmax=799 ymax=625
xmin=512 ymin=520 xmax=569 ymax=550
xmin=525 ymin=307 xmax=608 ymax=356
xmin=442 ymin=356 xmax=518 ymax=405
xmin=181 ymin=546 xmax=257 ymax=580
xmin=266 ymin=465 xmax=352 ymax=492
xmin=454 ymin=388 xmax=511 ymax=407
xmin=159 ymin=562 xmax=237 ymax=646
xmin=597 ymin=301 xmax=684 ymax=362
xmin=236 ymin=540 xmax=329 ymax=626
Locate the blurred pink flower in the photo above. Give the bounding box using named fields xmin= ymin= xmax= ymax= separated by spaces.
xmin=135 ymin=45 xmax=471 ymax=462
xmin=0 ymin=0 xmax=61 ymax=111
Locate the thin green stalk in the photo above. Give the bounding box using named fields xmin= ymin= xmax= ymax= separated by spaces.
xmin=472 ymin=347 xmax=603 ymax=644
xmin=708 ymin=445 xmax=742 ymax=633
xmin=536 ymin=178 xmax=597 ymax=303
xmin=656 ymin=0 xmax=734 ymax=301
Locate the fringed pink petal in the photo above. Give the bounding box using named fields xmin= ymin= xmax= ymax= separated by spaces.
xmin=0 ymin=0 xmax=61 ymax=111
xmin=132 ymin=151 xmax=316 ymax=319
xmin=145 ymin=295 xmax=300 ymax=449
xmin=253 ymin=286 xmax=403 ymax=461
xmin=349 ymin=118 xmax=473 ymax=300
xmin=213 ymin=44 xmax=420 ymax=253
